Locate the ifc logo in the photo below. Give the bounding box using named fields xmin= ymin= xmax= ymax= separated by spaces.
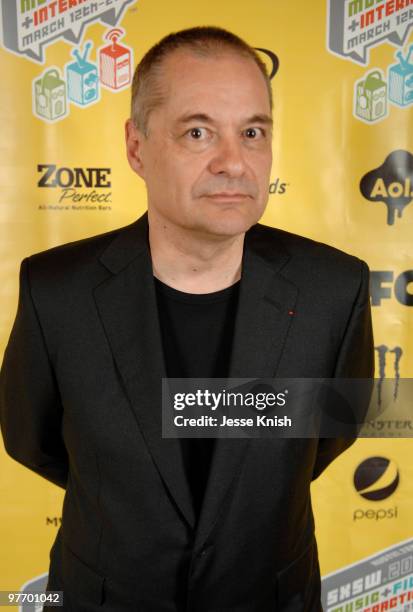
xmin=353 ymin=457 xmax=399 ymax=501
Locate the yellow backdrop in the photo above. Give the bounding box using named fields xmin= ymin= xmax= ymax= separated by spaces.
xmin=1 ymin=1 xmax=412 ymax=610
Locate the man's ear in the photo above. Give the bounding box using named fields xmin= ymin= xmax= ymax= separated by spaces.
xmin=125 ymin=118 xmax=146 ymax=179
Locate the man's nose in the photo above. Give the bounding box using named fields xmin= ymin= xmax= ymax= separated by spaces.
xmin=208 ymin=134 xmax=247 ymax=177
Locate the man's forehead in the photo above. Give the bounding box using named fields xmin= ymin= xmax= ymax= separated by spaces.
xmin=160 ymin=47 xmax=266 ymax=85
xmin=158 ymin=50 xmax=270 ymax=111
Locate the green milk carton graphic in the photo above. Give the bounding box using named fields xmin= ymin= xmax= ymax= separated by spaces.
xmin=355 ymin=70 xmax=387 ymax=123
xmin=34 ymin=68 xmax=67 ymax=121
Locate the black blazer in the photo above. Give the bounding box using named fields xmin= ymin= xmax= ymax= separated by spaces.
xmin=0 ymin=211 xmax=374 ymax=611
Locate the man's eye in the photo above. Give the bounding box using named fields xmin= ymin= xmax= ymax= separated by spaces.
xmin=244 ymin=127 xmax=265 ymax=139
xmin=187 ymin=127 xmax=208 ymax=139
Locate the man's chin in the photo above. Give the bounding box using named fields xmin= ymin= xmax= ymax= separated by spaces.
xmin=190 ymin=208 xmax=263 ymax=238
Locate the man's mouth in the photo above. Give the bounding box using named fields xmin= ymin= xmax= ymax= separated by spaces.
xmin=205 ymin=192 xmax=251 ymax=200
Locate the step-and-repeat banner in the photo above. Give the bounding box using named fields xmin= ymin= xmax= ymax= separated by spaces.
xmin=1 ymin=0 xmax=412 ymax=610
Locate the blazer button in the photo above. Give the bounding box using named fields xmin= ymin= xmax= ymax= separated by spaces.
xmin=200 ymin=545 xmax=211 ymax=557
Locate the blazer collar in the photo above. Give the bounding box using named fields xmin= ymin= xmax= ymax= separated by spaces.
xmin=94 ymin=210 xmax=298 ymax=556
xmin=99 ymin=209 xmax=291 ymax=276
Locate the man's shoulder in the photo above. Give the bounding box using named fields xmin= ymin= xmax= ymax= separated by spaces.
xmin=253 ymin=222 xmax=366 ymax=271
xmin=29 ymin=219 xmax=137 ymax=263
xmin=21 ymin=217 xmax=145 ymax=293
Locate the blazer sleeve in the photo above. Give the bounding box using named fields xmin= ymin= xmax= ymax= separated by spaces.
xmin=311 ymin=259 xmax=374 ymax=481
xmin=0 ymin=257 xmax=68 ymax=489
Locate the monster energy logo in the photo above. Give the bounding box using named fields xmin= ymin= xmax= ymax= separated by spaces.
xmin=375 ymin=345 xmax=402 ymax=406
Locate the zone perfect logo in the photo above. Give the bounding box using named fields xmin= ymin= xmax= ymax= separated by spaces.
xmin=360 ymin=150 xmax=413 ymax=225
xmin=37 ymin=163 xmax=112 ymax=211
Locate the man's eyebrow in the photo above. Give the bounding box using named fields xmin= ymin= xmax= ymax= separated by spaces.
xmin=174 ymin=112 xmax=273 ymax=127
xmin=246 ymin=114 xmax=273 ymax=127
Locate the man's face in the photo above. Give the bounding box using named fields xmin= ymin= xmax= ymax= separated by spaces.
xmin=126 ymin=50 xmax=273 ymax=238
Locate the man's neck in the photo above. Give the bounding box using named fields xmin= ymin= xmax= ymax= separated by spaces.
xmin=147 ymin=212 xmax=245 ymax=294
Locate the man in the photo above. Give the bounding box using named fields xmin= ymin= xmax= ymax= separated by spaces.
xmin=0 ymin=26 xmax=374 ymax=612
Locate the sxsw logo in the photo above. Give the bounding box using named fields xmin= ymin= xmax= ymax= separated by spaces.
xmin=327 ymin=0 xmax=413 ymax=66
xmin=0 ymin=0 xmax=137 ymax=64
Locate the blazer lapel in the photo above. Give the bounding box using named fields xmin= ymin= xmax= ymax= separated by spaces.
xmin=93 ymin=211 xmax=196 ymax=529
xmin=192 ymin=224 xmax=299 ymax=555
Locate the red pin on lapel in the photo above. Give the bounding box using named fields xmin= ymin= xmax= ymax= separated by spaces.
xmin=288 ymin=309 xmax=295 ymax=316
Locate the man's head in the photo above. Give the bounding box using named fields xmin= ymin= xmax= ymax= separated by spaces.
xmin=125 ymin=26 xmax=273 ymax=239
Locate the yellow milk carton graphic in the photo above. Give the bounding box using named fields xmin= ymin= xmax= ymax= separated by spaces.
xmin=355 ymin=70 xmax=387 ymax=123
xmin=34 ymin=68 xmax=67 ymax=122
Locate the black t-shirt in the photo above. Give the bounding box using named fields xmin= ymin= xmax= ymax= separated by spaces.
xmin=154 ymin=275 xmax=240 ymax=521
